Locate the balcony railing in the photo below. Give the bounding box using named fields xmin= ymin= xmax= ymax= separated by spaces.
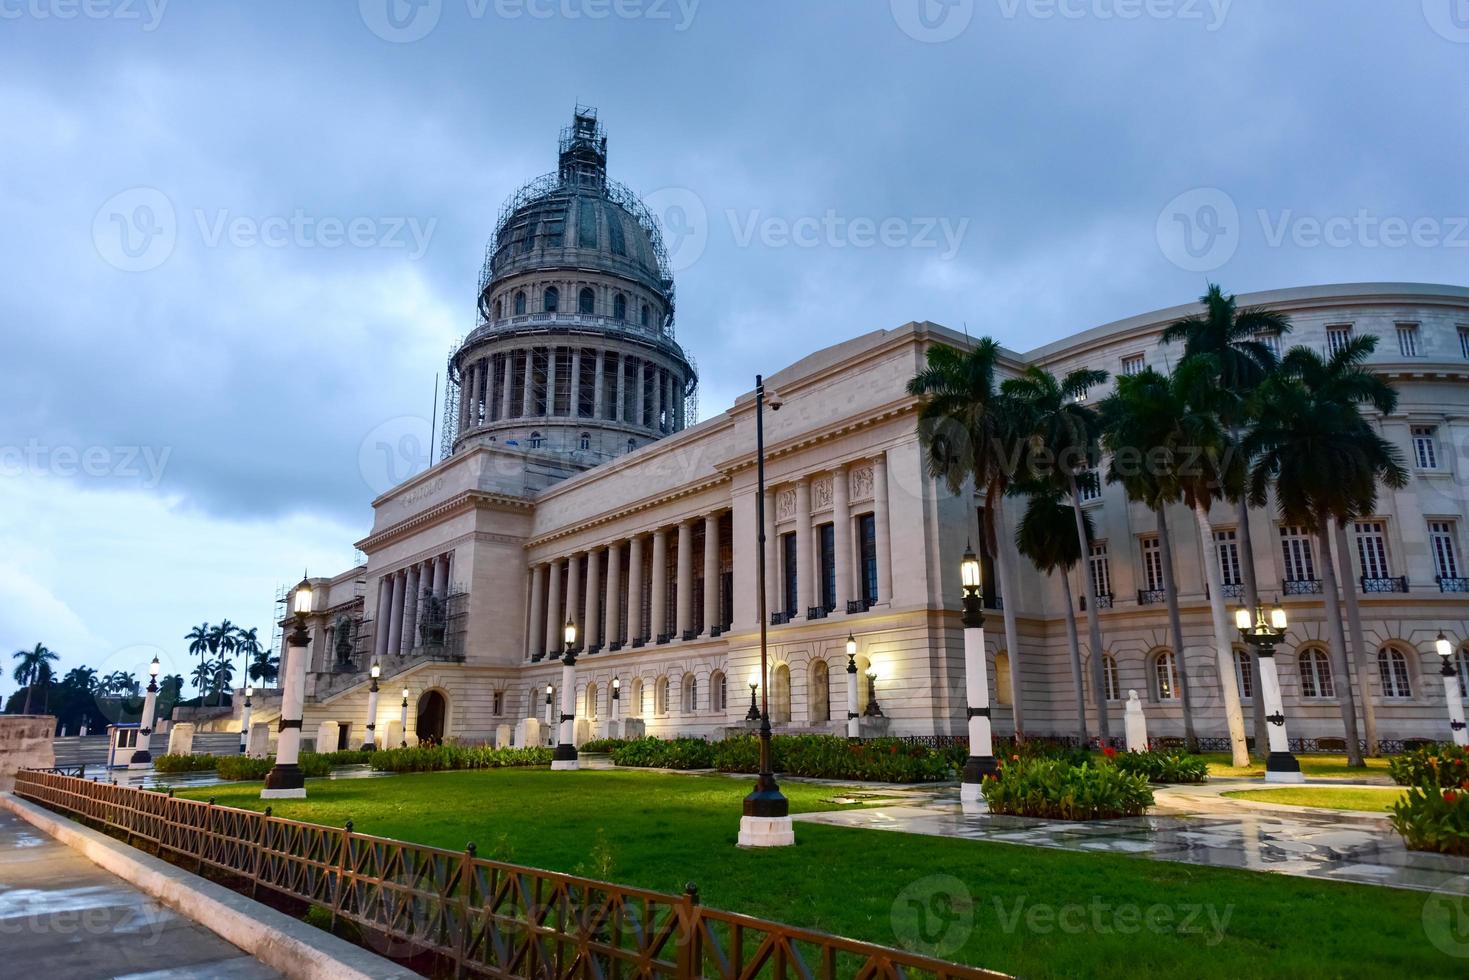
xmin=1283 ymin=578 xmax=1323 ymax=595
xmin=846 ymin=597 xmax=877 ymax=614
xmin=1439 ymin=576 xmax=1469 ymax=593
xmin=770 ymin=611 xmax=792 ymax=626
xmin=1080 ymin=593 xmax=1114 ymax=611
xmin=806 ymin=606 xmax=830 ymax=620
xmin=1361 ymin=576 xmax=1409 ymax=594
xmin=1137 ymin=588 xmax=1167 ymax=606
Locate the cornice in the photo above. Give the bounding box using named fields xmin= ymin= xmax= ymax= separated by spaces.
xmin=356 ymin=489 xmax=533 ymax=553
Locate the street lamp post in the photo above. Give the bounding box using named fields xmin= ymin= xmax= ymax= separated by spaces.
xmin=745 ymin=676 xmax=760 ymax=722
xmin=239 ymin=685 xmax=254 ymax=754
xmin=610 ymin=676 xmax=620 ymax=737
xmin=400 ymin=687 xmax=410 ymax=747
xmin=1437 ymin=633 xmax=1468 ymax=748
xmin=738 ymin=374 xmax=793 ymax=847
xmin=129 ymin=655 xmax=161 ymax=769
xmin=1234 ymin=601 xmax=1303 ymax=783
xmin=362 ymin=663 xmax=381 ymax=751
xmin=544 ymin=683 xmax=554 ymax=731
xmin=960 ymin=544 xmax=998 ymax=807
xmin=845 ymin=633 xmax=860 ymax=742
xmin=263 ymin=576 xmax=313 ymax=799
xmin=553 ymin=620 xmax=580 ymax=770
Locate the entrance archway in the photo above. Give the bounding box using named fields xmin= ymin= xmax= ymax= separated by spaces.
xmin=416 ymin=690 xmax=447 ymax=744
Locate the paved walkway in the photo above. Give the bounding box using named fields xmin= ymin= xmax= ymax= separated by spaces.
xmin=795 ymin=778 xmax=1469 ymax=895
xmin=0 ymin=809 xmax=281 ymax=979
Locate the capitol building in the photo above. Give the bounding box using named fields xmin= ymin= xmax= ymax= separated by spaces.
xmin=246 ymin=110 xmax=1469 ymax=754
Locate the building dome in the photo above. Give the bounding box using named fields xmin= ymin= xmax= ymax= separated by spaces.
xmin=443 ymin=108 xmax=697 ymax=468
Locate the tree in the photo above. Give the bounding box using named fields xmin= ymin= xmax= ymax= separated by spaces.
xmin=1002 ymin=365 xmax=1112 ymax=742
xmin=907 ymin=339 xmax=1030 ymax=735
xmin=61 ymin=666 xmax=98 ymax=694
xmin=190 ymin=660 xmax=215 ymax=700
xmin=11 ymin=643 xmax=59 ymax=714
xmin=1161 ymin=283 xmax=1291 ymax=755
xmin=235 ymin=626 xmax=263 ymax=688
xmin=1015 ymin=489 xmax=1095 ymax=745
xmin=185 ymin=622 xmax=212 ymax=697
xmin=1099 ymin=367 xmax=1200 ymax=752
xmin=1248 ymin=335 xmax=1408 ymax=768
xmin=248 ymin=647 xmax=281 ymax=687
xmin=212 ymin=657 xmax=236 ymax=706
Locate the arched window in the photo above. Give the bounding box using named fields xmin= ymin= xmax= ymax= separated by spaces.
xmin=1299 ymin=648 xmax=1335 ymax=699
xmin=543 ymin=286 xmax=559 ymax=313
xmin=810 ymin=660 xmax=830 ymax=722
xmin=579 ymin=432 xmax=590 ymax=451
xmin=626 ymin=438 xmax=636 ymax=452
xmin=528 ymin=686 xmax=540 ymax=718
xmin=1234 ymin=648 xmax=1254 ymax=701
xmin=1102 ymin=653 xmax=1121 ymax=702
xmin=655 ymin=676 xmax=669 ymax=715
xmin=613 ymin=293 xmax=627 ymax=320
xmin=641 ymin=304 xmax=651 ymax=328
xmin=585 ymin=683 xmax=599 ymax=719
xmin=994 ymin=651 xmax=1013 ymax=705
xmin=514 ymin=291 xmax=526 ymax=316
xmin=681 ymin=674 xmax=697 ymax=713
xmin=494 ymin=299 xmax=502 ymax=320
xmin=629 ymin=678 xmax=644 ymax=718
xmin=528 ymin=431 xmax=543 ymax=449
xmin=1377 ymin=647 xmax=1412 ymax=699
xmin=771 ymin=664 xmax=792 ymax=723
xmin=579 ymin=287 xmax=595 ymax=315
xmin=710 ymin=671 xmax=727 ymax=713
xmin=1150 ymin=650 xmax=1179 ymax=702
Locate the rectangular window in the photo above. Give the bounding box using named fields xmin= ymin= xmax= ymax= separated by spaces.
xmin=1077 ymin=466 xmax=1103 ymax=503
xmin=1255 ymin=332 xmax=1281 ymax=358
xmin=1460 ymin=326 xmax=1469 ymax=360
xmin=818 ymin=522 xmax=836 ymax=613
xmin=857 ymin=513 xmax=878 ymax=603
xmin=1214 ymin=528 xmax=1242 ymax=586
xmin=1280 ymin=525 xmax=1316 ymax=582
xmin=1413 ymin=426 xmax=1439 ymax=469
xmin=1088 ymin=542 xmax=1112 ymax=597
xmin=1326 ymin=325 xmax=1352 ymax=356
xmin=1353 ymin=521 xmax=1390 ymax=580
xmin=781 ymin=532 xmax=798 ymax=616
xmin=1431 ymin=521 xmax=1461 ymax=580
xmin=1396 ymin=323 xmax=1420 ymax=357
xmin=1140 ymin=536 xmax=1164 ymax=592
xmin=492 ymin=691 xmax=504 ymax=715
xmin=1121 ymin=353 xmax=1145 ymax=376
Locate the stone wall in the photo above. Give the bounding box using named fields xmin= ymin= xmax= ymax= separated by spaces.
xmin=0 ymin=716 xmax=56 ymax=791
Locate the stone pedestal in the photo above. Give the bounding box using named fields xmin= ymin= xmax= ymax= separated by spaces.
xmin=737 ymin=816 xmax=795 ymax=847
xmin=494 ymin=723 xmax=512 ymax=748
xmin=246 ymin=722 xmax=271 ymax=757
xmin=857 ymin=716 xmax=891 ymax=738
xmin=0 ymin=716 xmax=55 ymax=792
xmin=167 ymin=723 xmax=196 ymax=756
xmin=1124 ymin=690 xmax=1149 ymax=753
xmin=604 ymin=719 xmax=623 ymax=740
xmin=315 ymin=721 xmax=338 ymax=754
xmin=517 ymin=717 xmax=541 ymax=748
xmin=623 ymin=718 xmax=646 ymax=738
xmin=573 ymin=718 xmax=591 ymax=746
xmin=382 ymin=720 xmax=403 ymax=748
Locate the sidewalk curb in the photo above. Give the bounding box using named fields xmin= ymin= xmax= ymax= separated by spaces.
xmin=1 ymin=793 xmax=416 ymax=980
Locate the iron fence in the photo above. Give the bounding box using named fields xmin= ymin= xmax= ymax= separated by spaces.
xmin=14 ymin=771 xmax=1003 ymax=980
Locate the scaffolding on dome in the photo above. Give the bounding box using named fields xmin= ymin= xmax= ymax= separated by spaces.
xmin=439 ymin=336 xmax=462 ymax=462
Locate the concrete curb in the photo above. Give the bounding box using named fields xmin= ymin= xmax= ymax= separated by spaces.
xmin=1 ymin=793 xmax=417 ymax=980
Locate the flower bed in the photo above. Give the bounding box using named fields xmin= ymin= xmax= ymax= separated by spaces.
xmin=152 ymin=753 xmax=219 ymax=774
xmin=608 ymin=737 xmax=715 ymax=770
xmin=1389 ymin=743 xmax=1469 ymax=788
xmin=578 ymin=738 xmax=631 ymax=754
xmin=981 ymin=753 xmax=1155 ymax=820
xmin=155 ymin=749 xmax=372 ymax=779
xmin=366 ymin=744 xmax=553 ymax=773
xmin=1389 ymin=744 xmax=1469 ymax=856
xmin=1112 ymin=748 xmax=1209 ymax=784
xmin=603 ymin=734 xmax=957 ymax=782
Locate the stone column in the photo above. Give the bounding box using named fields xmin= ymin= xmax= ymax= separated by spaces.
xmin=763 ymin=488 xmax=779 ymax=618
xmin=635 ymin=360 xmax=647 ymax=428
xmin=363 ymin=675 xmax=381 ymax=751
xmin=500 ymin=355 xmax=513 ymax=421
xmin=373 ymin=576 xmax=392 ymax=660
xmin=401 ymin=563 xmax=421 ymax=655
xmin=676 ymin=520 xmax=694 ymax=639
xmin=627 ymin=536 xmax=644 ymax=644
xmin=703 ymin=512 xmax=720 ymax=633
xmin=547 ymin=345 xmax=560 ymax=416
xmin=613 ymin=354 xmax=625 ymax=424
xmin=527 ymin=564 xmax=546 ymax=660
xmin=655 ymin=367 xmax=666 ymax=432
xmin=432 ymin=554 xmax=449 ymax=599
xmin=545 ymin=559 xmax=563 ymax=656
xmin=795 ymin=478 xmax=813 ymax=618
xmin=565 ymin=554 xmax=582 ymax=640
xmin=387 ymin=570 xmax=406 ymax=657
xmin=459 ymin=361 xmax=474 ymax=431
xmin=262 ymin=620 xmax=310 ymax=799
xmin=833 ymin=466 xmax=852 ymax=611
xmin=873 ymin=452 xmax=893 ymax=603
xmin=651 ymin=528 xmax=668 ymax=642
xmin=584 ymin=548 xmax=602 ymax=650
xmin=522 ymin=348 xmax=535 ymax=417
xmin=593 ymin=350 xmax=606 ymax=420
xmin=571 ymin=348 xmax=583 ymax=419
xmin=604 ymin=541 xmax=623 ymax=647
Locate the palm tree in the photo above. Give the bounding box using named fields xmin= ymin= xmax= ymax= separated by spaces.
xmin=1248 ymin=335 xmax=1407 ymax=768
xmin=185 ymin=622 xmax=211 ymax=698
xmin=190 ymin=660 xmax=215 ymax=701
xmin=11 ymin=643 xmax=59 ymax=714
xmin=1016 ymin=489 xmax=1095 ymax=745
xmin=908 ymin=339 xmax=1030 ymax=735
xmin=1099 ymin=367 xmax=1200 ymax=752
xmin=235 ymin=626 xmax=262 ymax=689
xmin=212 ymin=657 xmax=236 ymax=706
xmin=1002 ymin=365 xmax=1112 ymax=742
xmin=248 ymin=647 xmax=281 ymax=687
xmin=61 ymin=666 xmax=98 ymax=694
xmin=1162 ymin=283 xmax=1291 ymax=752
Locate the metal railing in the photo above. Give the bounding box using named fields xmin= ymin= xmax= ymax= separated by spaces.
xmin=1438 ymin=576 xmax=1469 ymax=593
xmin=1136 ymin=588 xmax=1167 ymax=606
xmin=1361 ymin=576 xmax=1409 ymax=593
xmin=1282 ymin=578 xmax=1323 ymax=595
xmin=14 ymin=771 xmax=999 ymax=980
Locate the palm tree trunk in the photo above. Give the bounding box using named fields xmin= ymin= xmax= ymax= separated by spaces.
xmin=1156 ymin=506 xmax=1197 ymax=752
xmin=1234 ymin=495 xmax=1269 ymax=758
xmin=22 ymin=677 xmax=34 ymax=715
xmin=1066 ymin=474 xmax=1109 ymax=743
xmin=990 ymin=493 xmax=1026 ymax=739
xmin=1193 ymin=502 xmax=1250 ymax=767
xmin=1059 ymin=573 xmax=1088 ymax=745
xmin=1333 ymin=519 xmax=1379 ymax=756
xmin=1317 ymin=523 xmax=1365 ymax=766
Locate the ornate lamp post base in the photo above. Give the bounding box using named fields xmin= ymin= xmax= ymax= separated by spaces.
xmin=737 ymin=815 xmax=795 ymax=847
xmin=1264 ymin=751 xmax=1305 ymax=783
xmin=551 ymin=743 xmax=580 ymax=771
xmin=261 ymin=763 xmax=307 ymax=798
xmin=127 ymin=747 xmax=153 ymax=770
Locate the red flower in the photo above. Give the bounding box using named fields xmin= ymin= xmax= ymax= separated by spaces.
xmin=1103 ymin=746 xmax=1117 ymax=759
xmin=890 ymin=746 xmax=898 ymax=754
xmin=1445 ymin=790 xmax=1459 ymax=805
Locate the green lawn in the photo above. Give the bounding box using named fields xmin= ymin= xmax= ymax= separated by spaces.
xmin=181 ymin=769 xmax=1455 ymax=979
xmin=1221 ymin=787 xmax=1406 ymax=813
xmin=1202 ymin=752 xmax=1395 ymax=780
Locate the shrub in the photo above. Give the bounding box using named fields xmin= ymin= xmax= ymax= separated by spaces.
xmin=153 ymin=753 xmax=218 ymax=774
xmin=981 ymin=755 xmax=1154 ymax=820
xmin=579 ymin=738 xmax=631 ymax=754
xmin=1391 ymin=785 xmax=1469 ymax=856
xmin=216 ymin=752 xmax=336 ymax=781
xmin=1112 ymin=748 xmax=1208 ymax=784
xmin=704 ymin=735 xmax=955 ymax=783
xmin=1389 ymin=744 xmax=1469 ymax=788
xmin=367 ymin=744 xmax=553 ymax=773
xmin=609 ymin=737 xmax=715 ymax=770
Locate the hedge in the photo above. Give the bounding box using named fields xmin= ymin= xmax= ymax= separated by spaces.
xmin=981 ymin=752 xmax=1155 ymax=819
xmin=367 ymin=744 xmax=553 ymax=772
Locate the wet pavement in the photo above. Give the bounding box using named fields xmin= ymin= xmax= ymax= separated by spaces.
xmin=0 ymin=809 xmax=282 ymax=978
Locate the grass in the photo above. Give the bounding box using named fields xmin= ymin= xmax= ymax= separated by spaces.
xmin=1201 ymin=752 xmax=1395 ymax=780
xmin=179 ymin=768 xmax=1457 ymax=979
xmin=1221 ymin=787 xmax=1406 ymax=813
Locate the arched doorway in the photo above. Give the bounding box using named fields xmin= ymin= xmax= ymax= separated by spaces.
xmin=416 ymin=690 xmax=447 ymax=745
xmin=771 ymin=664 xmax=792 ymax=724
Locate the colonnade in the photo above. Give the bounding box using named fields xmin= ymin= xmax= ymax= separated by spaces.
xmin=372 ymin=553 xmax=454 ymax=660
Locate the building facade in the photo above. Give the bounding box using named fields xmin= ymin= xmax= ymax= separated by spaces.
xmin=245 ymin=117 xmax=1469 ymax=754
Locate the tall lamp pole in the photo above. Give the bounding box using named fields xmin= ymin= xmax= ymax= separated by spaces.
xmin=239 ymin=685 xmax=254 ymax=754
xmin=738 ymin=374 xmax=793 ymax=847
xmin=960 ymin=544 xmax=998 ymax=807
xmin=1234 ymin=601 xmax=1303 ymax=783
xmin=845 ymin=633 xmax=860 ymax=741
xmin=263 ymin=576 xmax=313 ymax=799
xmin=544 ymin=683 xmax=555 ymax=731
xmin=1437 ymin=633 xmax=1468 ymax=748
xmin=129 ymin=655 xmax=161 ymax=769
xmin=553 ymin=620 xmax=580 ymax=770
xmin=362 ymin=662 xmax=381 ymax=751
xmin=400 ymin=687 xmax=410 ymax=747
xmin=610 ymin=676 xmax=620 ymax=737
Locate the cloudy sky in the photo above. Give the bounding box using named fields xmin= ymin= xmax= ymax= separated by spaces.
xmin=2 ymin=0 xmax=1466 ymax=688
